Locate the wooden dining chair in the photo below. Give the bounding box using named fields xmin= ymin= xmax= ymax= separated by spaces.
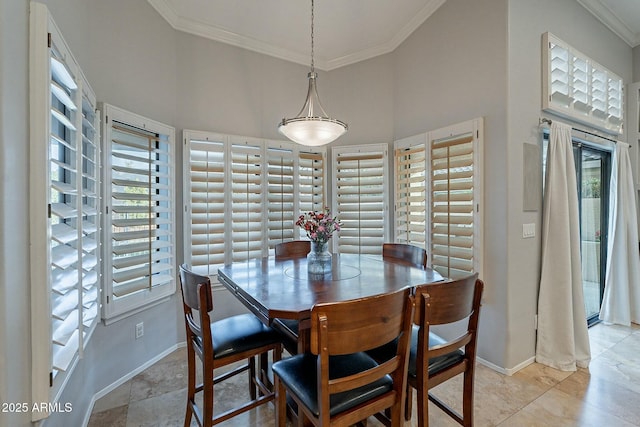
xmin=272 ymin=288 xmax=414 ymax=427
xmin=382 ymin=243 xmax=427 ymax=270
xmin=275 ymin=240 xmax=311 ymax=259
xmin=406 ymin=273 xmax=483 ymax=427
xmin=178 ymin=264 xmax=282 ymax=427
xmin=272 ymin=240 xmax=311 ymax=355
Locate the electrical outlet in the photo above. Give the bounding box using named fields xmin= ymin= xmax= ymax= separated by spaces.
xmin=136 ymin=322 xmax=144 ymax=339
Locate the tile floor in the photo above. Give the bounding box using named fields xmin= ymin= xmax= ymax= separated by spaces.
xmin=88 ymin=322 xmax=640 ymax=426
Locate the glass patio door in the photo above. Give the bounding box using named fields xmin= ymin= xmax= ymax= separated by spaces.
xmin=574 ymin=143 xmax=611 ymax=326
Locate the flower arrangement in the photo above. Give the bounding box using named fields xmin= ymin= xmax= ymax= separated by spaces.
xmin=295 ymin=208 xmax=341 ymax=244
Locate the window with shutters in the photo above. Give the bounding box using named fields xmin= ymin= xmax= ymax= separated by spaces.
xmin=428 ymin=120 xmax=483 ymax=279
xmin=393 ymin=119 xmax=483 ymax=279
xmin=101 ymin=104 xmax=176 ymax=322
xmin=332 ymin=144 xmax=389 ymax=255
xmin=29 ymin=3 xmax=100 ymax=419
xmin=267 ymin=142 xmax=295 ymax=248
xmin=394 ymin=134 xmax=427 ymax=248
xmin=183 ymin=131 xmax=326 ymax=279
xmin=542 ymin=32 xmax=623 ymax=135
xmin=229 ymin=137 xmax=264 ymax=262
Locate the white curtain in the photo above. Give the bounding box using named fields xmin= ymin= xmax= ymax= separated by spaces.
xmin=600 ymin=143 xmax=640 ymax=325
xmin=536 ymin=122 xmax=590 ymax=371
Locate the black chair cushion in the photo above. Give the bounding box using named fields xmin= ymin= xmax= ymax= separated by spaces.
xmin=366 ymin=326 xmax=464 ymax=378
xmin=272 ymin=318 xmax=300 ymax=354
xmin=408 ymin=331 xmax=464 ymax=378
xmin=207 ymin=313 xmax=280 ymax=359
xmin=272 ymin=352 xmax=392 ymax=417
xmin=273 ymin=318 xmax=299 ymax=336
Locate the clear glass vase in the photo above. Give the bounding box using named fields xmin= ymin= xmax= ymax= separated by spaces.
xmin=307 ymin=241 xmax=332 ymax=275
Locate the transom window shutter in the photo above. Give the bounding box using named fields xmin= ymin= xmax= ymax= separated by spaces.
xmin=543 ymin=32 xmax=623 ymax=135
xmin=267 ymin=144 xmax=295 ymax=248
xmin=333 ymin=145 xmax=388 ymax=255
xmin=394 ymin=136 xmax=427 ymax=247
xmin=230 ymin=139 xmax=264 ymax=262
xmin=430 ymin=133 xmax=475 ymax=278
xmin=187 ymin=136 xmax=225 ymax=276
xmin=102 ymin=104 xmax=176 ymax=321
xmin=29 ymin=3 xmax=100 ymax=417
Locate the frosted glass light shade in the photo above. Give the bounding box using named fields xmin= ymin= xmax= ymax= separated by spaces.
xmin=278 ymin=72 xmax=347 ymax=146
xmin=279 ymin=117 xmax=347 ymax=146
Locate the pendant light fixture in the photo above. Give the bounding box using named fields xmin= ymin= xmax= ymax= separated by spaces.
xmin=278 ymin=0 xmax=348 ymax=146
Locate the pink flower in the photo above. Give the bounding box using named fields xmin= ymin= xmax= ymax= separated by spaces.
xmin=296 ymin=207 xmax=342 ymax=243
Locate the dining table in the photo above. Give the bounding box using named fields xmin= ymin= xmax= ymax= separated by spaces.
xmin=217 ymin=252 xmax=445 ymax=353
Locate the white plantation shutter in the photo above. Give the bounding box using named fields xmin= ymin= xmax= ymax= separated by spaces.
xmin=429 ymin=119 xmax=482 ymax=279
xmin=332 ymin=145 xmax=389 ymax=255
xmin=29 ymin=3 xmax=100 ymax=417
xmin=184 ymin=131 xmax=326 ymax=273
xmin=80 ymin=88 xmax=100 ymax=338
xmin=267 ymin=143 xmax=296 ymax=248
xmin=543 ymin=32 xmax=623 ymax=134
xmin=298 ymin=150 xmax=326 ymax=238
xmin=394 ymin=135 xmax=427 ymax=247
xmin=102 ymin=104 xmax=176 ymax=321
xmin=185 ymin=134 xmax=226 ymax=276
xmin=230 ymin=137 xmax=264 ymax=262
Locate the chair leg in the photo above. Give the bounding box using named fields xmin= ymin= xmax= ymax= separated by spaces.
xmin=416 ymin=384 xmax=428 ymax=427
xmin=202 ymin=365 xmax=214 ymax=427
xmin=183 ymin=404 xmax=193 ymax=427
xmin=185 ymin=346 xmax=197 ymax=427
xmin=404 ymin=385 xmax=413 ymax=421
xmin=389 ymin=401 xmax=403 ymax=427
xmin=275 ymin=376 xmax=287 ymax=427
xmin=249 ymin=356 xmax=257 ymax=400
xmin=463 ymin=370 xmax=474 ymax=427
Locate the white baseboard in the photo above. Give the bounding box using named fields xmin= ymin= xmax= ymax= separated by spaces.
xmin=477 ymin=355 xmax=535 ymax=376
xmin=82 ymin=341 xmax=187 ymax=427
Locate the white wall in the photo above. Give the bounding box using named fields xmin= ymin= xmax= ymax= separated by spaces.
xmin=506 ymin=0 xmax=633 ymax=369
xmin=393 ymin=0 xmax=510 ymax=368
xmin=0 ymin=0 xmax=31 ymax=425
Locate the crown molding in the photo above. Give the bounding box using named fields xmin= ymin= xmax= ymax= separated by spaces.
xmin=577 ymin=0 xmax=640 ymax=47
xmin=148 ymin=0 xmax=447 ymax=71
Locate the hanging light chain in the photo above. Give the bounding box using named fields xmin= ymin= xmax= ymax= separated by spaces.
xmin=310 ymin=0 xmax=315 ymax=74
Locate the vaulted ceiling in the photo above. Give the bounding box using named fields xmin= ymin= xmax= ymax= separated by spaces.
xmin=148 ymin=0 xmax=640 ymax=71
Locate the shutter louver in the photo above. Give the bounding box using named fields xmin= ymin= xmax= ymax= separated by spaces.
xmin=267 ymin=146 xmax=295 ymax=248
xmin=230 ymin=141 xmax=263 ymax=262
xmin=109 ymin=123 xmax=173 ymax=298
xmin=334 ymin=147 xmax=387 ymax=255
xmin=430 ymin=134 xmax=475 ymax=279
xmin=188 ymin=139 xmax=225 ymax=276
xmin=394 ymin=143 xmax=427 ymax=247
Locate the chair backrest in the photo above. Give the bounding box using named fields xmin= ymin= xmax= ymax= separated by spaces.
xmin=310 ymin=288 xmax=413 ymax=356
xmin=382 ymin=243 xmax=427 ymax=270
xmin=179 ymin=264 xmax=213 ymax=350
xmin=414 ymin=273 xmax=483 ymax=357
xmin=275 ymin=240 xmax=311 ymax=259
xmin=310 ymin=289 xmax=414 ymax=419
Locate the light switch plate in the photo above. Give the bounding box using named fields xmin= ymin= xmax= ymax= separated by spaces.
xmin=523 ymin=223 xmax=535 ymax=238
